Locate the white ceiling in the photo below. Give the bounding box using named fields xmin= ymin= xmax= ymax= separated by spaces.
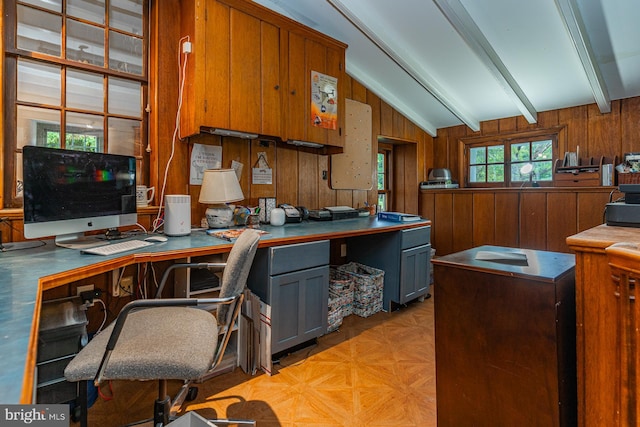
xmin=253 ymin=0 xmax=640 ymax=136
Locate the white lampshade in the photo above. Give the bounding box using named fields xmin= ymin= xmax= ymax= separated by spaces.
xmin=199 ymin=169 xmax=244 ymax=228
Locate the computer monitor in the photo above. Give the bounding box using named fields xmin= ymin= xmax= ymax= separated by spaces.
xmin=22 ymin=146 xmax=137 ymax=248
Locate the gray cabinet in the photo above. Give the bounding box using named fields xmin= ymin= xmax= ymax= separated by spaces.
xmin=347 ymin=226 xmax=431 ymax=310
xmin=248 ymin=240 xmax=330 ymax=355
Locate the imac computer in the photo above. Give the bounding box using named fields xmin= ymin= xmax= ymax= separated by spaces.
xmin=22 ymin=146 xmax=137 ymax=248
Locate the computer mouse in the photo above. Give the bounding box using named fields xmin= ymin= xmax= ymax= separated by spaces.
xmin=145 ymin=235 xmax=168 ymax=242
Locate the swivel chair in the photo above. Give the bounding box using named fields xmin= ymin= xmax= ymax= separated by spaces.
xmin=65 ymin=229 xmax=261 ymax=426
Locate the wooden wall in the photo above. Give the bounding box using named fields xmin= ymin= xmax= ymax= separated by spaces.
xmin=424 ymin=97 xmax=640 ymax=256
xmin=434 ymin=98 xmax=640 ymax=184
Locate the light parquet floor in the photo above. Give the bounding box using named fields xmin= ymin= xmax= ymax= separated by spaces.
xmin=78 ymin=296 xmax=436 ymax=426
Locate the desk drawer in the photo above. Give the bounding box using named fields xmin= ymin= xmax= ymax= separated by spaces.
xmin=268 ymin=240 xmax=329 ymax=275
xmin=401 ymin=226 xmax=430 ymax=249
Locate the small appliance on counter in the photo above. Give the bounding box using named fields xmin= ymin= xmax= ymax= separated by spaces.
xmin=420 ymin=168 xmax=459 ymax=189
xmin=309 ymin=206 xmax=359 ymax=221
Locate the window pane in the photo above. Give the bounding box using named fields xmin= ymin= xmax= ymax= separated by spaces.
xmin=487 ymin=164 xmax=504 ymax=182
xmin=108 ymin=77 xmax=141 ymax=116
xmin=66 ymin=112 xmax=104 ymax=151
xmin=469 ymin=147 xmax=485 ymax=165
xmin=20 ymin=0 xmax=61 ymax=12
xmin=17 ymin=5 xmax=62 ymax=56
xmin=109 ymin=31 xmax=143 ymax=75
xmin=488 ymin=145 xmax=504 ymax=163
xmin=377 ymin=152 xmax=385 ymax=190
xmin=108 ymin=117 xmax=140 ymax=156
xmin=67 ymin=19 xmax=105 ymax=66
xmin=17 ymin=106 xmax=61 ymax=149
xmin=67 ymin=69 xmax=104 ymax=111
xmin=469 ymin=165 xmax=486 ymax=182
xmin=511 ymin=163 xmax=529 ymax=182
xmin=110 ymin=0 xmax=144 ymax=35
xmin=532 ymin=140 xmax=553 ymax=160
xmin=68 ymin=0 xmax=105 ymax=24
xmin=535 ymin=160 xmax=553 ymax=181
xmin=511 ymin=142 xmax=531 ymax=162
xmin=18 ymin=59 xmax=61 ymax=105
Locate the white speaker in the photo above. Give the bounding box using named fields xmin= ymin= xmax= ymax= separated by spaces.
xmin=164 ymin=195 xmax=191 ymax=236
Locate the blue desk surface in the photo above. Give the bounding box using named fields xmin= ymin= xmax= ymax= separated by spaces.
xmin=0 ymin=216 xmax=429 ymax=403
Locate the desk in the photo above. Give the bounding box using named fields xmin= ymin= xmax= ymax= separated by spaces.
xmin=0 ymin=217 xmax=429 ymax=404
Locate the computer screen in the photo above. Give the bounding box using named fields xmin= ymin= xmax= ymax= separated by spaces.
xmin=22 ymin=146 xmax=137 ymax=248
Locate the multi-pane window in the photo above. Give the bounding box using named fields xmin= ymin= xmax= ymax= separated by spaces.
xmin=5 ymin=0 xmax=147 ymax=206
xmin=465 ymin=133 xmax=557 ymax=187
xmin=377 ymin=148 xmax=391 ymax=211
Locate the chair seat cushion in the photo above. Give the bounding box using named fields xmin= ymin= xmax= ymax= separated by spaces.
xmin=65 ymin=307 xmax=219 ymax=382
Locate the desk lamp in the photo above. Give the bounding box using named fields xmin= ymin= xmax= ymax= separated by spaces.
xmin=519 ymin=163 xmax=540 ymax=187
xmin=199 ymin=169 xmax=244 ymax=228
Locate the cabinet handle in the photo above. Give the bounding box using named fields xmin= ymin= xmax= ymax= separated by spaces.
xmin=291 ymin=89 xmax=296 ymax=95
xmin=274 ymin=85 xmax=280 ymax=90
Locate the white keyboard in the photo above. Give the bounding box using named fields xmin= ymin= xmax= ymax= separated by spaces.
xmin=82 ymin=239 xmax=153 ymax=256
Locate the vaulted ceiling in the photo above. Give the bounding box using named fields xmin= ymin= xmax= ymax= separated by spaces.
xmin=253 ymin=0 xmax=640 ymax=136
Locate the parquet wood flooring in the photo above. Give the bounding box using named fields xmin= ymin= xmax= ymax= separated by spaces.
xmin=77 ymin=297 xmax=436 ymax=426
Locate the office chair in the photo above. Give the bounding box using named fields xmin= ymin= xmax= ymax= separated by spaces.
xmin=606 ymin=242 xmax=640 ymax=427
xmin=65 ymin=229 xmax=261 ymax=427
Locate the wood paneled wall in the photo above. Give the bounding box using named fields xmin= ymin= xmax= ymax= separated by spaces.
xmin=420 ymin=188 xmax=612 ymax=256
xmin=434 ymin=98 xmax=640 ymax=183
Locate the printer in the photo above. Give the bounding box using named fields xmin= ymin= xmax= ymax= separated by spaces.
xmin=605 ymin=184 xmax=640 ymax=227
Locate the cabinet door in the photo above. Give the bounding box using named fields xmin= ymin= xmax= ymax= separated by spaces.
xmin=270 ymin=265 xmax=328 ymax=354
xmin=400 ymin=243 xmax=431 ymax=304
xmin=286 ymin=31 xmax=345 ymax=147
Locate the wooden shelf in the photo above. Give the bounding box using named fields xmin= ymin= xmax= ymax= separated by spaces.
xmin=554 ymin=155 xmax=617 ymax=187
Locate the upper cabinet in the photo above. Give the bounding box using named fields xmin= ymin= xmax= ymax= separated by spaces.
xmin=180 ymin=0 xmax=346 ymax=149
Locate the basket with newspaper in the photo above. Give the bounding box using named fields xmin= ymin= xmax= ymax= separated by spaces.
xmin=336 ymin=262 xmax=384 ymax=318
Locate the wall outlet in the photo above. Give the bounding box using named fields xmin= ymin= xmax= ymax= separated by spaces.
xmin=121 ymin=276 xmax=135 ymax=296
xmin=340 ymin=243 xmax=347 ymax=257
xmin=112 ymin=269 xmax=120 ymax=297
xmin=77 ymin=284 xmax=95 ymax=306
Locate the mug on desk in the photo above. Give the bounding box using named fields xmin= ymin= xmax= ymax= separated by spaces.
xmin=136 ymin=185 xmax=155 ymax=207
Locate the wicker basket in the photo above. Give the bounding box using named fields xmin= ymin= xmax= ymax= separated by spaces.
xmin=327 ymin=291 xmax=344 ymax=333
xmin=618 ymin=173 xmax=640 ymax=185
xmin=336 ymin=262 xmax=384 ymax=318
xmin=329 ymin=268 xmax=355 ymax=317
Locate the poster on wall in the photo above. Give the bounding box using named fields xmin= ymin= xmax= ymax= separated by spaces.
xmin=189 ymin=143 xmax=222 ymax=185
xmin=311 ymin=70 xmax=338 ymax=130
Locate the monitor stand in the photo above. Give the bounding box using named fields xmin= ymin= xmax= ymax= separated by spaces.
xmin=55 ymin=233 xmax=106 ymax=250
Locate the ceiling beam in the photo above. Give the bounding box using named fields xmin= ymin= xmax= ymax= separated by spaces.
xmin=433 ymin=0 xmax=538 ymax=124
xmin=554 ymin=0 xmax=610 ymax=113
xmin=328 ymin=0 xmax=481 ymax=132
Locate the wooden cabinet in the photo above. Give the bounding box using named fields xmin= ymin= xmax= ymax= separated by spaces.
xmin=180 ymin=0 xmax=346 ymax=149
xmin=433 ymin=246 xmax=576 ymax=426
xmin=285 ymin=30 xmax=345 ymax=148
xmin=346 ymin=226 xmax=431 ymax=310
xmin=180 ymin=0 xmax=282 ymax=138
xmin=247 ymin=240 xmax=330 ymax=355
xmin=566 ymin=225 xmax=640 ymax=427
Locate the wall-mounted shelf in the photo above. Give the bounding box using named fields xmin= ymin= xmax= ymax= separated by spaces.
xmin=554 ymin=156 xmax=617 ymax=187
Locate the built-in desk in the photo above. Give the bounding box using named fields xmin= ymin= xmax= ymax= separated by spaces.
xmin=0 ymin=216 xmax=429 ymax=404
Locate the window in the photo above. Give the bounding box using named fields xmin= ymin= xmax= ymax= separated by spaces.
xmin=377 ymin=146 xmax=392 ymax=211
xmin=464 ymin=130 xmax=559 ymax=187
xmin=4 ymin=0 xmax=148 ymax=207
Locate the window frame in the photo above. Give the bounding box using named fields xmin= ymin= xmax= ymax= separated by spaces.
xmin=460 ymin=126 xmax=565 ymax=188
xmin=3 ymin=0 xmax=149 ymax=208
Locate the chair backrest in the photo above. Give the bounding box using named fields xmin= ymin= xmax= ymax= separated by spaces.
xmin=216 ymin=229 xmax=261 ymax=325
xmin=606 ymin=242 xmax=640 ymax=426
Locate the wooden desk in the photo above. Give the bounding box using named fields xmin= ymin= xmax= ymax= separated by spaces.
xmin=433 ymin=246 xmax=576 ymax=426
xmin=567 ymin=224 xmax=640 ymax=427
xmin=0 ymin=217 xmax=429 ymax=404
